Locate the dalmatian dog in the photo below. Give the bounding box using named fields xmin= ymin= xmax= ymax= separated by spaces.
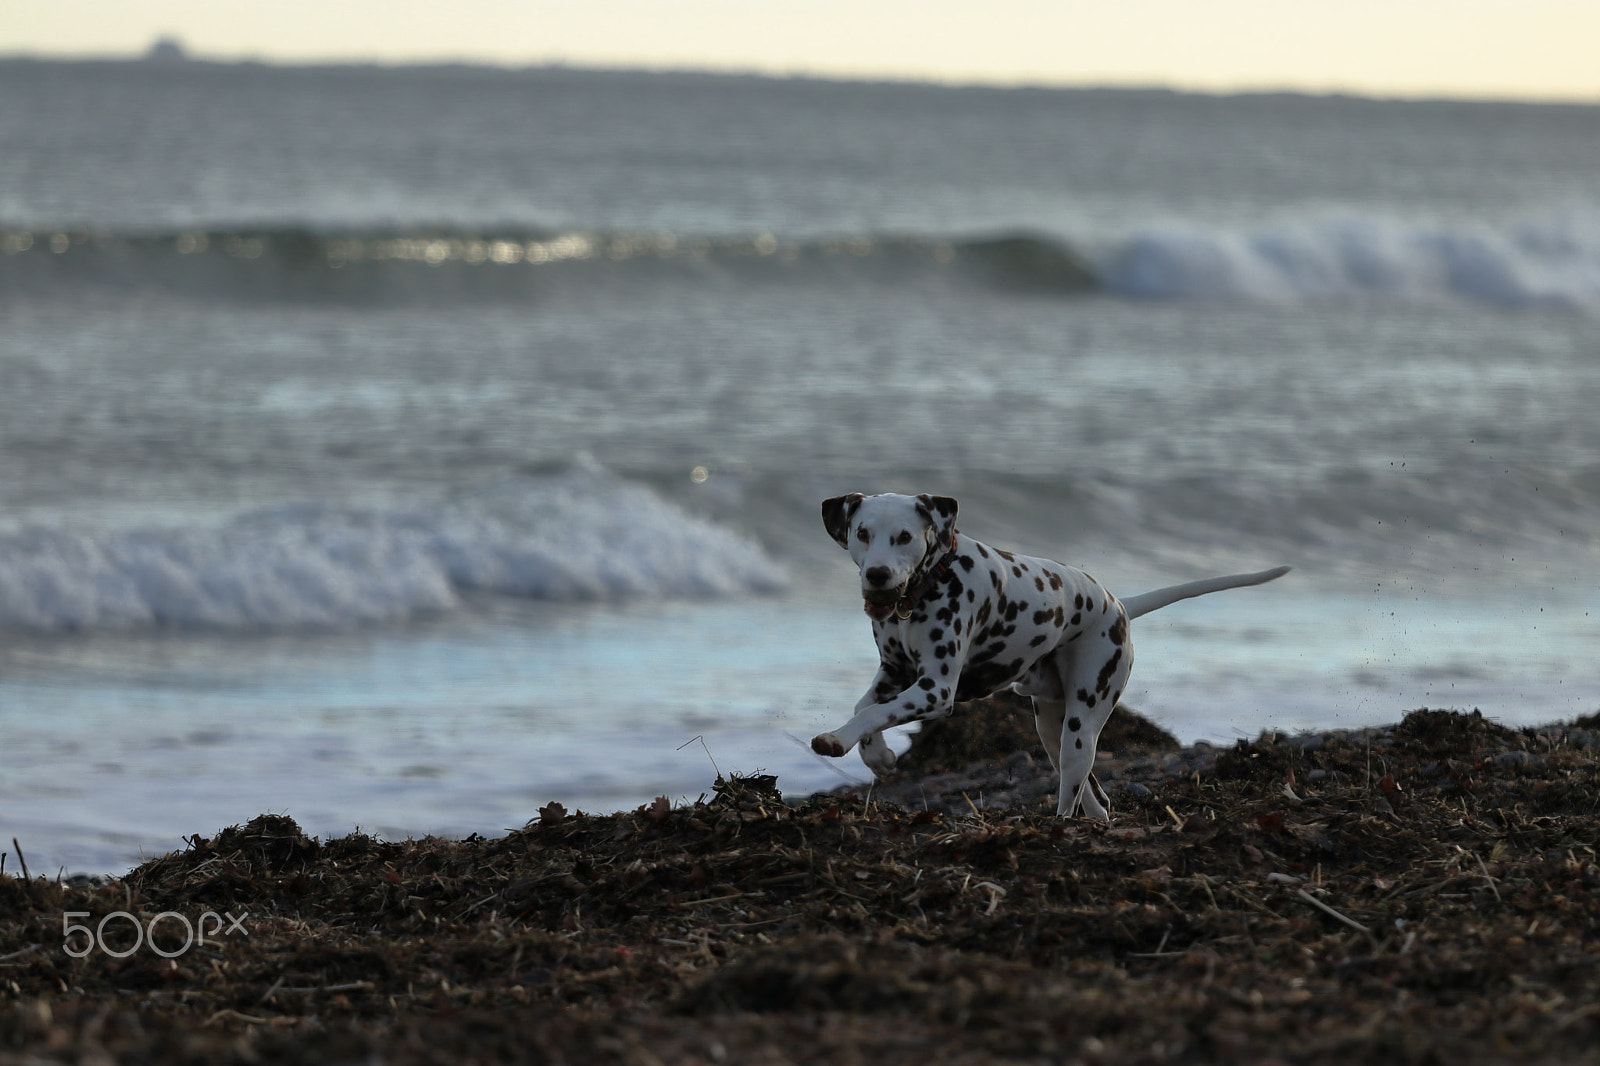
xmin=811 ymin=492 xmax=1289 ymax=819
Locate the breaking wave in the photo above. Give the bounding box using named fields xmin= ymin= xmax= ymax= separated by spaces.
xmin=1098 ymin=209 xmax=1600 ymax=308
xmin=0 ymin=226 xmax=1095 ymax=303
xmin=0 ymin=467 xmax=787 ymax=633
xmin=4 ymin=208 xmax=1598 ymax=309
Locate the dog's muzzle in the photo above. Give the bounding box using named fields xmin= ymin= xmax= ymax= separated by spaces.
xmin=861 ymin=585 xmax=905 ymax=621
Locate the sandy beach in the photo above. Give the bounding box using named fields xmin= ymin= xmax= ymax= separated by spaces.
xmin=4 ymin=700 xmax=1599 ymax=1064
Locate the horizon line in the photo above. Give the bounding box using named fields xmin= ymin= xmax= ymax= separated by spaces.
xmin=4 ymin=48 xmax=1599 ymax=109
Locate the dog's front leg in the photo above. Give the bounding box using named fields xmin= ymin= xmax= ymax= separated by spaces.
xmin=811 ymin=682 xmax=897 ymax=760
xmin=812 ymin=680 xmax=955 ymax=768
xmin=857 ymin=731 xmax=896 ymax=778
xmin=847 ymin=681 xmax=898 ymax=777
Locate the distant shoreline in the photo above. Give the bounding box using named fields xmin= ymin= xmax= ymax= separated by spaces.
xmin=4 ymin=53 xmax=1598 ymax=109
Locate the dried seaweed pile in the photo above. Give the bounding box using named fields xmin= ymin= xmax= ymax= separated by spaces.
xmin=4 ymin=706 xmax=1600 ymax=1065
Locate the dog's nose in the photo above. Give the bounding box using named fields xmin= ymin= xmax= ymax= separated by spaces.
xmin=865 ymin=566 xmax=892 ymax=587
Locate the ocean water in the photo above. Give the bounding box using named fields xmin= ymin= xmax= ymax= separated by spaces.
xmin=2 ymin=60 xmax=1599 ymax=875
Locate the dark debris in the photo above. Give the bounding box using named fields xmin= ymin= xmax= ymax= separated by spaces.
xmin=3 ymin=708 xmax=1600 ymax=1064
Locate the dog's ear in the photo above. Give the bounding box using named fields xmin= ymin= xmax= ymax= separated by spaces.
xmin=821 ymin=494 xmax=865 ymax=549
xmin=915 ymin=494 xmax=959 ymax=550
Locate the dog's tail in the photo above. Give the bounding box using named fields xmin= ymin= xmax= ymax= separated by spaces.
xmin=1121 ymin=565 xmax=1291 ymax=620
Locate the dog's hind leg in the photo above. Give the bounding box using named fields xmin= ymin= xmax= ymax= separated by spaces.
xmin=1032 ymin=696 xmax=1066 ymax=773
xmin=1032 ymin=695 xmax=1110 ymax=812
xmin=1057 ymin=731 xmax=1108 ymax=819
xmin=1050 ymin=617 xmax=1133 ymax=819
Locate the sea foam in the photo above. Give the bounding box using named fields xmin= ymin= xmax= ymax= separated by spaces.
xmin=0 ymin=467 xmax=787 ymax=633
xmin=1097 ymin=210 xmax=1600 ymax=308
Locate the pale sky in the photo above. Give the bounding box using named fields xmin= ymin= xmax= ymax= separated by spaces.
xmin=4 ymin=0 xmax=1599 ymax=102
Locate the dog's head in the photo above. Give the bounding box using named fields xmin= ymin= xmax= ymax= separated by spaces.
xmin=821 ymin=493 xmax=958 ymax=621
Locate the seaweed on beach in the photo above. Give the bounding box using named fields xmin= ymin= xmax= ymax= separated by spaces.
xmin=3 ymin=708 xmax=1600 ymax=1064
xmin=896 ymin=692 xmax=1179 ymax=776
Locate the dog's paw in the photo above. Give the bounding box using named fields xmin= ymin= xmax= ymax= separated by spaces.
xmin=811 ymin=732 xmax=846 ymax=758
xmin=861 ymin=742 xmax=897 ymax=778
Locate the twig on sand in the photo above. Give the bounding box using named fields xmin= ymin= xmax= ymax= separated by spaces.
xmin=676 ymin=735 xmax=721 ymax=781
xmin=204 ymin=1011 xmax=273 ymax=1024
xmin=1295 ymin=889 xmax=1372 ymax=936
xmin=1475 ymin=853 xmax=1503 ymax=902
xmin=11 ymin=839 xmax=30 ymax=882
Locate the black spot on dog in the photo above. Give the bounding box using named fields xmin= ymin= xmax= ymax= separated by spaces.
xmin=976 ymin=543 xmax=989 ymax=558
xmin=1068 ymin=716 xmax=1082 ymax=731
xmin=1084 ymin=599 xmax=1095 ymax=613
xmin=1029 ymin=633 xmax=1048 ymax=647
xmin=1075 ymin=738 xmax=1083 ymax=749
xmin=929 ymin=627 xmax=944 ymax=641
xmin=940 ymin=663 xmax=949 ymax=675
xmin=967 ymin=590 xmax=976 ymax=602
xmin=996 ymin=549 xmax=1014 ymax=562
xmin=1096 ymin=649 xmax=1123 ymax=696
xmin=902 ymin=701 xmax=918 ymax=711
xmin=958 ymin=555 xmax=975 ymax=571
xmin=1109 ymin=615 xmax=1128 ymax=645
xmin=1011 ymin=566 xmax=1023 ymax=577
xmin=1034 ymin=576 xmax=1045 ymax=591
xmin=1033 ymin=608 xmax=1054 ymax=625
xmin=918 ymin=678 xmax=935 ymax=690
xmin=1074 ymin=593 xmax=1084 ymax=609
xmin=954 ymin=662 xmax=1012 ymax=701
xmin=1055 ymin=607 xmax=1066 ymax=625
xmin=1047 ymin=572 xmax=1063 ymax=589
xmin=933 ymin=644 xmax=947 ymax=659
xmin=1070 ymin=612 xmax=1081 ymax=625
xmin=1076 ymin=688 xmax=1091 ymax=703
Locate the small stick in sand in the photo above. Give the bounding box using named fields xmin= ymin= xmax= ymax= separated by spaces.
xmin=1295 ymin=889 xmax=1372 ymax=936
xmin=1475 ymin=853 xmax=1503 ymax=902
xmin=676 ymin=735 xmax=721 ymax=781
xmin=11 ymin=839 xmax=29 ymax=882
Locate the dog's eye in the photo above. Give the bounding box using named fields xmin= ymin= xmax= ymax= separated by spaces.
xmin=895 ymin=531 xmax=913 ymax=545
xmin=856 ymin=528 xmax=870 ymax=543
